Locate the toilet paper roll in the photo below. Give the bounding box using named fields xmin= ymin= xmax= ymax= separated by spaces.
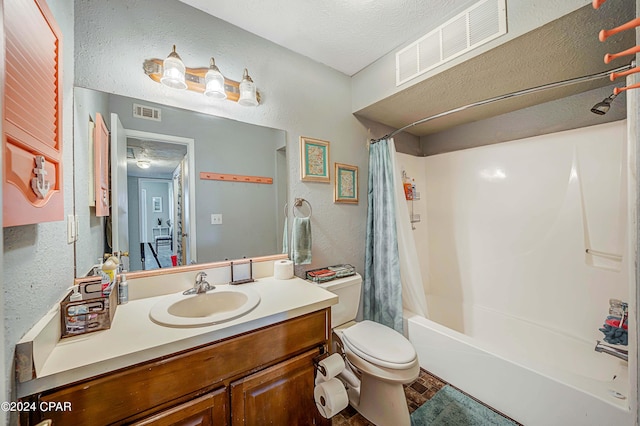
xmin=314 ymin=378 xmax=348 ymax=419
xmin=274 ymin=259 xmax=294 ymax=280
xmin=316 ymin=353 xmax=345 ymax=382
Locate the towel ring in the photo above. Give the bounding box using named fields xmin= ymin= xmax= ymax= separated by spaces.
xmin=293 ymin=197 xmax=312 ymax=218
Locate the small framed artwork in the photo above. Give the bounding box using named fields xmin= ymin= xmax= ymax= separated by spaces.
xmin=300 ymin=137 xmax=330 ymax=182
xmin=334 ymin=163 xmax=358 ymax=204
xmin=152 ymin=196 xmax=163 ymax=212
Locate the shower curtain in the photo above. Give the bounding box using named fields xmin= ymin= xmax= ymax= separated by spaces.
xmin=364 ymin=139 xmax=428 ymax=333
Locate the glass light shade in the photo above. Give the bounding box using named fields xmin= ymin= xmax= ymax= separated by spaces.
xmin=204 ymin=58 xmax=227 ymax=100
xmin=238 ymin=68 xmax=258 ymax=106
xmin=160 ymin=45 xmax=187 ymax=90
xmin=137 ymin=160 xmax=151 ymax=169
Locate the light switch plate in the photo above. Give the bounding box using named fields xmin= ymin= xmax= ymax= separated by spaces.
xmin=67 ymin=215 xmax=76 ymax=243
xmin=211 ymin=214 xmax=223 ymax=225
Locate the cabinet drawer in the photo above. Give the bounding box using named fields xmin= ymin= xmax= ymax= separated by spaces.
xmin=35 ymin=309 xmax=329 ymax=425
xmin=132 ymin=388 xmax=228 ymax=426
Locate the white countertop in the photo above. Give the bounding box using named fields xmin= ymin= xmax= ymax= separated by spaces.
xmin=18 ymin=276 xmax=337 ymax=397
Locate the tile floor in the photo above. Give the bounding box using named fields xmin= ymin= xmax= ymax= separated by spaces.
xmin=331 ymin=368 xmax=521 ymax=425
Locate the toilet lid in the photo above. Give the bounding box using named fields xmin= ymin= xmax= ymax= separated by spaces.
xmin=341 ymin=320 xmax=416 ymax=369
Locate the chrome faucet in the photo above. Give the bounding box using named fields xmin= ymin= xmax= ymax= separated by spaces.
xmin=595 ymin=340 xmax=628 ymax=361
xmin=183 ymin=272 xmax=215 ymax=295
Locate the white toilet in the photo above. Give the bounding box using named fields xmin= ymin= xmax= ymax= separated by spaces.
xmin=318 ymin=273 xmax=419 ymax=426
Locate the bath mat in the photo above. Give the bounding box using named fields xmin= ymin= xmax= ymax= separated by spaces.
xmin=411 ymin=385 xmax=517 ymax=426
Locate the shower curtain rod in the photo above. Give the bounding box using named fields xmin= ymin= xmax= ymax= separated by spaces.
xmin=370 ymin=62 xmax=633 ymax=143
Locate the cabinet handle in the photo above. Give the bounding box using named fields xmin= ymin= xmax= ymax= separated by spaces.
xmin=31 ymin=155 xmax=51 ymax=199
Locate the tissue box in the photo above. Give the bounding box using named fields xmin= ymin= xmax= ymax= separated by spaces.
xmin=60 ymin=278 xmax=118 ymax=338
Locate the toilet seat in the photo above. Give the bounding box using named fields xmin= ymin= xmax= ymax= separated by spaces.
xmin=341 ymin=320 xmax=417 ymax=370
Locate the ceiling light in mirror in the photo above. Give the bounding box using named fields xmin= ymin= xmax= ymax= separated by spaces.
xmin=204 ymin=57 xmax=227 ymax=100
xmin=136 ymin=159 xmax=151 ymax=169
xmin=160 ymin=45 xmax=188 ymax=90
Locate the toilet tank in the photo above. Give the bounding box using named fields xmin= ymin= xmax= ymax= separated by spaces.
xmin=318 ymin=273 xmax=362 ymax=327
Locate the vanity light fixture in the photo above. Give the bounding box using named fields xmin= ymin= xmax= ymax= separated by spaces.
xmin=136 ymin=160 xmax=151 ymax=169
xmin=143 ymin=46 xmax=260 ymax=106
xmin=160 ymin=45 xmax=187 ymax=90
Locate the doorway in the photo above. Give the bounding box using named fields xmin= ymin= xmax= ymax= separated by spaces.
xmin=123 ymin=129 xmax=196 ymax=271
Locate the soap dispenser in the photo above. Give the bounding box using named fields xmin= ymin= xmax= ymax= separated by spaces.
xmin=118 ymin=274 xmax=129 ymax=305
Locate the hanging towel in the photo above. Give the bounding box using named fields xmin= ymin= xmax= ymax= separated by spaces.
xmin=282 ymin=218 xmax=289 ymax=255
xmin=291 ymin=217 xmax=312 ymax=265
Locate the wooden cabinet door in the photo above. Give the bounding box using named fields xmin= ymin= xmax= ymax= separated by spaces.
xmin=3 ymin=0 xmax=63 ymax=226
xmin=132 ymin=388 xmax=228 ymax=426
xmin=231 ymin=348 xmax=329 ymax=426
xmin=94 ymin=113 xmax=109 ymax=216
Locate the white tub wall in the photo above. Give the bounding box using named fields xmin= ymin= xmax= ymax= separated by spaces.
xmin=414 ymin=121 xmax=629 ymax=345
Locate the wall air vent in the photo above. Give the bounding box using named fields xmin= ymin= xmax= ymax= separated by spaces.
xmin=396 ymin=0 xmax=506 ymax=86
xmin=133 ymin=103 xmax=161 ymax=121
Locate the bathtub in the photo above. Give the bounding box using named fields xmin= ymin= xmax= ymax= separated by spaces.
xmin=405 ymin=297 xmax=632 ymax=426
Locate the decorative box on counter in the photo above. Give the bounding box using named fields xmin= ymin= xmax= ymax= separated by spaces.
xmin=60 ymin=278 xmax=118 ymax=338
xmin=306 ymin=264 xmax=355 ymax=283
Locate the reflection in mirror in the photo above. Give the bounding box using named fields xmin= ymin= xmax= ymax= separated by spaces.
xmin=74 ymin=87 xmax=288 ymax=277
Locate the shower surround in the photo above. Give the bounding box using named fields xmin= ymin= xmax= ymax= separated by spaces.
xmin=398 ymin=121 xmax=634 ymax=425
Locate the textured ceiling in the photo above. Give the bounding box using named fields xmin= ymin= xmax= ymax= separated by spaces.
xmin=356 ymin=2 xmax=636 ymax=136
xmin=127 ymin=138 xmax=187 ymax=179
xmin=178 ymin=0 xmax=479 ymax=76
xmin=177 ymin=1 xmax=635 ymax=138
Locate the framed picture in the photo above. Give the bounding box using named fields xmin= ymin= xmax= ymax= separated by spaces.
xmin=300 ymin=137 xmax=330 ymax=182
xmin=152 ymin=196 xmax=163 ymax=212
xmin=334 ymin=163 xmax=358 ymax=204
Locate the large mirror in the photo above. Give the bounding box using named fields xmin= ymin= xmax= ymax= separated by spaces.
xmin=74 ymin=87 xmax=287 ymax=277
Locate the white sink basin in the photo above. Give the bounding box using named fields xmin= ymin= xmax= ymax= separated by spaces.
xmin=149 ymin=285 xmax=260 ymax=327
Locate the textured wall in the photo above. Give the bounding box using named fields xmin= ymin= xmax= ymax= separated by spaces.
xmin=74 ymin=0 xmax=370 ymax=274
xmin=420 ymin=84 xmax=627 ymax=156
xmin=2 ymin=0 xmax=75 ymax=409
xmin=351 ymin=0 xmax=590 ymax=112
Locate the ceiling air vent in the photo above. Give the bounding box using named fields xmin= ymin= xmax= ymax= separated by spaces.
xmin=133 ymin=103 xmax=161 ymax=121
xmin=396 ymin=0 xmax=506 ymax=86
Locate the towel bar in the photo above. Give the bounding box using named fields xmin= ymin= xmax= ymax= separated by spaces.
xmin=585 ymin=249 xmax=622 ymax=261
xmin=293 ymin=197 xmax=312 ymax=218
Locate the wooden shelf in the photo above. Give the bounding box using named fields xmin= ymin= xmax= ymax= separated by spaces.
xmin=200 ymin=172 xmax=273 ymax=184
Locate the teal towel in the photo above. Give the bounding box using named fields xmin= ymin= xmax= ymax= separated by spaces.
xmin=292 ymin=217 xmax=312 ymax=265
xmin=282 ymin=218 xmax=288 ymax=255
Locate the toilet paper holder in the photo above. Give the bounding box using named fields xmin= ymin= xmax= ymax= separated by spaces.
xmin=312 ymin=349 xmax=347 ymax=378
xmin=313 ymin=352 xmax=330 ymax=377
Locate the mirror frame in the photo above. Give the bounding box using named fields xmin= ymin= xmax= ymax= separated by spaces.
xmin=73 ymin=253 xmax=288 ymax=284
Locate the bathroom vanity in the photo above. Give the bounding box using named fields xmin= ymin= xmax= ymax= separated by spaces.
xmin=16 ymin=259 xmax=337 ymax=425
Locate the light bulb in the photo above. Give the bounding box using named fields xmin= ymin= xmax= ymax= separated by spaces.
xmin=238 ymin=68 xmax=258 ymax=106
xmin=160 ymin=45 xmax=187 ymax=90
xmin=204 ymin=57 xmax=227 ymax=100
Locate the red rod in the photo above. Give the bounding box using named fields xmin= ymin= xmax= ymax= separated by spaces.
xmin=604 ymin=45 xmax=640 ymax=64
xmin=600 ymin=17 xmax=640 ymax=42
xmin=592 ymin=0 xmax=607 ymax=9
xmin=613 ymin=82 xmax=640 ymax=95
xmin=610 ymin=66 xmax=640 ymax=81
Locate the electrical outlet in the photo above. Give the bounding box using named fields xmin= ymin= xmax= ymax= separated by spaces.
xmin=211 ymin=214 xmax=223 ymax=225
